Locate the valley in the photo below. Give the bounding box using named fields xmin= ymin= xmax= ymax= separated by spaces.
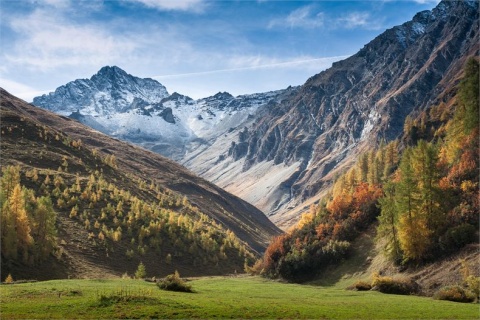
xmin=1 ymin=0 xmax=479 ymax=315
xmin=1 ymin=88 xmax=280 ymax=280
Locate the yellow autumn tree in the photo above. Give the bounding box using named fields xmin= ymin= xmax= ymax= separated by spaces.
xmin=9 ymin=184 xmax=34 ymax=262
xmin=398 ymin=213 xmax=431 ymax=261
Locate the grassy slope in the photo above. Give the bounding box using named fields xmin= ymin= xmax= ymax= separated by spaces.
xmin=306 ymin=224 xmax=480 ymax=296
xmin=1 ymin=277 xmax=478 ymax=319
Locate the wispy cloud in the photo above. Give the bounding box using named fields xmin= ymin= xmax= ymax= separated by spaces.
xmin=0 ymin=78 xmax=50 ymax=102
xmin=127 ymin=0 xmax=206 ymax=12
xmin=336 ymin=12 xmax=382 ymax=30
xmin=153 ymin=55 xmax=350 ymax=79
xmin=41 ymin=0 xmax=71 ymax=9
xmin=412 ymin=0 xmax=440 ymax=4
xmin=269 ymin=5 xmax=324 ymax=29
xmin=4 ymin=9 xmax=138 ymax=71
xmin=269 ymin=6 xmax=383 ymax=31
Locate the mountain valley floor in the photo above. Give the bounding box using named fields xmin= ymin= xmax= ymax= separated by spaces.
xmin=1 ymin=275 xmax=478 ymax=319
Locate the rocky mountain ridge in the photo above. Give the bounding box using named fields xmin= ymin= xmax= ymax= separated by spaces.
xmin=189 ymin=0 xmax=479 ymax=227
xmin=33 ymin=66 xmax=169 ymax=115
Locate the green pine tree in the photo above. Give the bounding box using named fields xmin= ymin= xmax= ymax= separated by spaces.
xmin=135 ymin=261 xmax=147 ymax=279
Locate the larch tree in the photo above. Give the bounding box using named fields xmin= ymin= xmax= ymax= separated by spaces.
xmin=32 ymin=196 xmax=57 ymax=261
xmin=377 ymin=181 xmax=402 ymax=262
xmin=9 ymin=184 xmax=34 ymax=262
xmin=411 ymin=141 xmax=444 ymax=237
xmin=396 ymin=148 xmax=431 ymax=262
xmin=458 ymin=58 xmax=479 ymax=134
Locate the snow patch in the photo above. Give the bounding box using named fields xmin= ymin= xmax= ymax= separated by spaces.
xmin=360 ymin=109 xmax=380 ymax=140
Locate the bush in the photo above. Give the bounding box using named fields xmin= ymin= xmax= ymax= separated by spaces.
xmin=4 ymin=274 xmax=14 ymax=284
xmin=371 ymin=274 xmax=419 ymax=295
xmin=440 ymin=224 xmax=477 ymax=252
xmin=348 ymin=280 xmax=372 ymax=291
xmin=465 ymin=276 xmax=480 ymax=301
xmin=157 ymin=271 xmax=193 ymax=293
xmin=434 ymin=285 xmax=475 ymax=303
xmin=135 ymin=262 xmax=146 ymax=279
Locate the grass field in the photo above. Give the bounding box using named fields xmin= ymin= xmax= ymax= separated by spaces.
xmin=1 ymin=276 xmax=478 ymax=319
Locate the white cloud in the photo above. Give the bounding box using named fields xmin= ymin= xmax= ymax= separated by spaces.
xmin=227 ymin=55 xmax=348 ymax=72
xmin=337 ymin=12 xmax=371 ymax=29
xmin=269 ymin=5 xmax=324 ymax=29
xmin=0 ymin=78 xmax=50 ymax=102
xmin=153 ymin=55 xmax=349 ymax=78
xmin=4 ymin=9 xmax=138 ymax=71
xmin=413 ymin=0 xmax=440 ymax=4
xmin=40 ymin=0 xmax=71 ymax=9
xmin=269 ymin=6 xmax=383 ymax=31
xmin=128 ymin=0 xmax=205 ymax=12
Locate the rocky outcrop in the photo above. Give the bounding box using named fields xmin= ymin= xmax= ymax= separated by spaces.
xmin=184 ymin=0 xmax=479 ymax=227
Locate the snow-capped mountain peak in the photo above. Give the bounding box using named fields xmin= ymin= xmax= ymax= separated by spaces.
xmin=32 ymin=66 xmax=289 ymax=161
xmin=33 ymin=66 xmax=169 ymax=116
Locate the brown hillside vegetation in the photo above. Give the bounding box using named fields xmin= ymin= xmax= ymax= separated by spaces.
xmin=0 ymin=88 xmax=280 ymax=280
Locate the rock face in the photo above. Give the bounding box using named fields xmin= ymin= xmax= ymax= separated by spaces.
xmin=180 ymin=0 xmax=479 ymax=227
xmin=33 ymin=1 xmax=479 ymax=228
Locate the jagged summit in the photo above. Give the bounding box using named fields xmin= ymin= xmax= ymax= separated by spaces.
xmin=95 ymin=65 xmax=128 ymax=76
xmin=33 ymin=66 xmax=169 ymax=116
xmin=94 ymin=65 xmax=125 ymax=77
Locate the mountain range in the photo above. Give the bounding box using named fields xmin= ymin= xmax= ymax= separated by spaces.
xmin=32 ymin=0 xmax=479 ymax=229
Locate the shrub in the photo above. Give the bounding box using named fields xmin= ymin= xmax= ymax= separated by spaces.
xmin=135 ymin=262 xmax=147 ymax=279
xmin=434 ymin=285 xmax=475 ymax=303
xmin=157 ymin=271 xmax=193 ymax=293
xmin=461 ymin=259 xmax=480 ymax=301
xmin=371 ymin=273 xmax=419 ymax=295
xmin=348 ymin=280 xmax=372 ymax=291
xmin=4 ymin=274 xmax=14 ymax=284
xmin=440 ymin=224 xmax=477 ymax=252
xmin=465 ymin=276 xmax=480 ymax=301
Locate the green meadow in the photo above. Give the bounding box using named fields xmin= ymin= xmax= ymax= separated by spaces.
xmin=1 ymin=276 xmax=478 ymax=319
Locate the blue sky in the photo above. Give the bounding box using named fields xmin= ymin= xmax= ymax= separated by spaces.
xmin=0 ymin=0 xmax=439 ymax=101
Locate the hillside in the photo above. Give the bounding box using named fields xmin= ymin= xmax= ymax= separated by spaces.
xmin=254 ymin=57 xmax=479 ymax=293
xmin=1 ymin=88 xmax=280 ymax=280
